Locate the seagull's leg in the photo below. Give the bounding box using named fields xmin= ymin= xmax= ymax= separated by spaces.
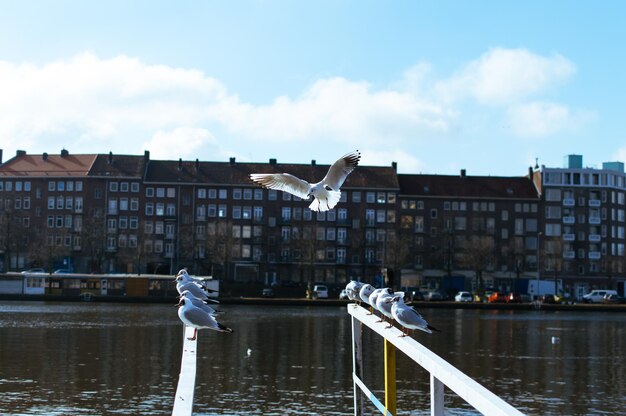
xmin=188 ymin=328 xmax=198 ymax=340
xmin=385 ymin=319 xmax=393 ymax=329
xmin=367 ymin=305 xmax=373 ymax=315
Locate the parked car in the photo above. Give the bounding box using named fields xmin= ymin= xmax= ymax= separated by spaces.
xmin=540 ymin=294 xmax=559 ymax=304
xmin=582 ymin=290 xmax=618 ymax=304
xmin=425 ymin=291 xmax=444 ymax=301
xmin=488 ymin=292 xmax=507 ymax=303
xmin=505 ymin=292 xmax=523 ymax=303
xmin=53 ymin=269 xmax=73 ymax=274
xmin=311 ymin=284 xmax=328 ymax=299
xmin=601 ymin=293 xmax=626 ymax=304
xmin=339 ymin=289 xmax=349 ymax=300
xmin=21 ymin=268 xmax=45 ymax=274
xmin=454 ymin=291 xmax=473 ymax=302
xmin=261 ymin=288 xmax=274 ymax=298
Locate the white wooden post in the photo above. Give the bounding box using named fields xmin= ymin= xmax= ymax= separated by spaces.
xmin=351 ymin=314 xmax=364 ymax=415
xmin=430 ymin=374 xmax=444 ymax=416
xmin=172 ymin=325 xmax=198 ymax=416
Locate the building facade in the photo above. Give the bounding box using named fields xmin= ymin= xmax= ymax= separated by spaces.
xmin=1 ymin=149 xmax=625 ymax=298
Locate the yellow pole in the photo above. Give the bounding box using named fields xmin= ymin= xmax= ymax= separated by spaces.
xmin=384 ymin=338 xmax=397 ymax=415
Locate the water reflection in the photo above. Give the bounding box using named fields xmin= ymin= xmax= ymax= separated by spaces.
xmin=0 ymin=302 xmax=624 ymax=415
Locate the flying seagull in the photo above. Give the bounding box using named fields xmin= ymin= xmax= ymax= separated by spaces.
xmin=249 ymin=150 xmax=361 ymax=212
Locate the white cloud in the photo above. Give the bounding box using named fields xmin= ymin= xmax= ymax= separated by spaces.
xmin=143 ymin=127 xmax=216 ymax=160
xmin=506 ymin=101 xmax=594 ymax=138
xmin=0 ymin=48 xmax=585 ymax=169
xmin=207 ymin=76 xmax=453 ymax=146
xmin=360 ymin=149 xmax=424 ymax=173
xmin=436 ymin=48 xmax=575 ymax=105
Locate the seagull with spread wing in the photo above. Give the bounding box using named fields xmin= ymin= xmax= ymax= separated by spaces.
xmin=249 ymin=150 xmax=361 ymax=212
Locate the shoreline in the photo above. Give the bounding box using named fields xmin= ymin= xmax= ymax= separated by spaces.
xmin=1 ymin=293 xmax=625 ymax=311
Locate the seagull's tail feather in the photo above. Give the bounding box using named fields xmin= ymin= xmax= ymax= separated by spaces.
xmin=426 ymin=324 xmax=440 ymax=333
xmin=326 ymin=190 xmax=341 ymax=210
xmin=309 ymin=198 xmax=321 ymax=212
xmin=217 ymin=323 xmax=234 ymax=333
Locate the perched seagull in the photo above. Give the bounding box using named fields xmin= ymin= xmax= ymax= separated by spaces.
xmin=176 ymin=269 xmax=217 ymax=292
xmin=345 ymin=280 xmax=364 ymax=307
xmin=376 ymin=289 xmax=397 ymax=327
xmin=389 ymin=296 xmax=440 ymax=336
xmin=179 ymin=290 xmax=220 ymax=316
xmin=177 ymin=298 xmax=233 ymax=340
xmin=368 ymin=288 xmax=386 ymax=314
xmin=249 ymin=150 xmax=361 ymax=212
xmin=175 ymin=275 xmax=219 ymax=303
xmin=359 ymin=284 xmax=375 ymax=310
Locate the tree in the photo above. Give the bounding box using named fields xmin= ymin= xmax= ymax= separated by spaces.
xmin=544 ymin=236 xmax=564 ymax=295
xmin=462 ymin=235 xmax=495 ymax=291
xmin=80 ymin=210 xmax=107 ymax=273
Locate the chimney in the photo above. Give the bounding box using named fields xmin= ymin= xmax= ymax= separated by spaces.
xmin=195 ymin=158 xmax=200 ymax=172
xmin=460 ymin=169 xmax=466 ymax=177
xmin=392 ymin=161 xmax=397 ymax=172
xmin=108 ymin=151 xmax=113 ymax=164
xmin=528 ymin=166 xmax=534 ymax=178
xmin=311 ymin=160 xmax=316 ymax=166
xmin=178 ymin=158 xmax=183 ymax=172
xmin=0 ymin=149 xmax=2 ymax=164
xmin=16 ymin=150 xmax=26 ymax=157
xmin=43 ymin=152 xmax=48 ymax=161
xmin=61 ymin=148 xmax=69 ymax=157
xmin=269 ymin=158 xmax=277 ymax=165
xmin=229 ymin=157 xmax=236 ymax=165
xmin=144 ymin=150 xmax=150 ymax=162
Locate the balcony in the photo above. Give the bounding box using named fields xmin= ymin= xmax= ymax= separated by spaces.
xmin=563 ymin=233 xmax=575 ymax=241
xmin=563 ymin=216 xmax=575 ymax=224
xmin=588 ymin=251 xmax=601 ymax=260
xmin=563 ymin=198 xmax=575 ymax=206
xmin=589 ymin=217 xmax=601 ymax=225
xmin=563 ymin=251 xmax=575 ymax=259
xmin=588 ymin=199 xmax=601 ymax=207
xmin=589 ymin=234 xmax=601 ymax=242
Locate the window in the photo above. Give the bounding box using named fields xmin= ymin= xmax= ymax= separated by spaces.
xmin=145 ymin=203 xmax=154 ymax=216
xmin=48 ymin=181 xmax=55 ymax=191
xmin=167 ymin=188 xmax=175 ymax=198
xmin=219 ymin=189 xmax=228 ymax=199
xmin=218 ymin=205 xmax=227 ymax=218
xmin=352 ymin=192 xmax=362 ymax=203
xmin=120 ymin=182 xmax=129 ymax=192
xmin=131 ymin=183 xmax=139 ymax=192
xmin=119 ymin=198 xmax=129 ymax=211
xmin=146 ymin=187 xmax=154 ymax=197
xmin=208 ymin=189 xmax=217 ymax=199
xmin=254 ymin=189 xmax=263 ymax=200
xmin=108 ymin=199 xmax=117 ymax=215
xmin=233 ymin=188 xmax=242 ymax=200
xmin=110 ymin=182 xmax=118 ymax=192
xmin=366 ymin=192 xmax=376 ymax=203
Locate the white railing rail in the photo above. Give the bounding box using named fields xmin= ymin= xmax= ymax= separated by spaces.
xmin=349 ymin=304 xmax=526 ymax=416
xmin=172 ymin=325 xmax=198 ymax=416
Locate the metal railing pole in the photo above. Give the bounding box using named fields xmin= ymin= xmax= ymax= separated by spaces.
xmin=384 ymin=339 xmax=397 ymax=415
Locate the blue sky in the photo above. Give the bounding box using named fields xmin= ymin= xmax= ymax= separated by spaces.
xmin=1 ymin=1 xmax=625 ymax=175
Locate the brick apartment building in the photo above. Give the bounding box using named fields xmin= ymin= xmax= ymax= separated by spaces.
xmin=1 ymin=149 xmax=625 ymax=298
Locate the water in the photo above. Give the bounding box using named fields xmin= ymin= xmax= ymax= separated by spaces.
xmin=0 ymin=302 xmax=624 ymax=415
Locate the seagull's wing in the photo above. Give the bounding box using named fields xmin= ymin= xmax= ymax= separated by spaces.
xmin=182 ymin=305 xmax=215 ymax=328
xmin=321 ymin=150 xmax=361 ymax=190
xmin=250 ymin=173 xmax=311 ymax=199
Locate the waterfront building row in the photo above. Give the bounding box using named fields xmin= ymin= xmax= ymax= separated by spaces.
xmin=0 ymin=149 xmax=625 ymax=298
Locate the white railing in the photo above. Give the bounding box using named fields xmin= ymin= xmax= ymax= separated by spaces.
xmin=172 ymin=326 xmax=198 ymax=416
xmin=349 ymin=305 xmax=525 ymax=416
